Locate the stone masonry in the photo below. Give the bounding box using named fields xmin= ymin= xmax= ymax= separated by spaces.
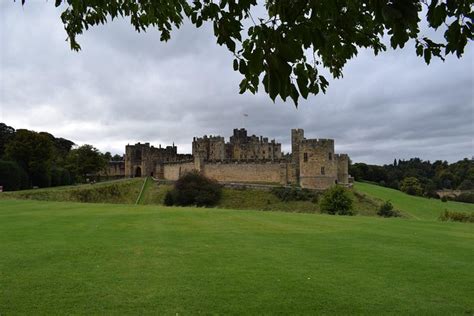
xmin=106 ymin=128 xmax=350 ymax=190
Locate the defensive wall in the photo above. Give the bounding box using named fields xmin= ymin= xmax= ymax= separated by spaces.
xmin=105 ymin=128 xmax=350 ymax=190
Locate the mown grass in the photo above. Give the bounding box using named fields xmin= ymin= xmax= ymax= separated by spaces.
xmin=0 ymin=199 xmax=472 ymax=314
xmin=355 ymin=182 xmax=474 ymax=220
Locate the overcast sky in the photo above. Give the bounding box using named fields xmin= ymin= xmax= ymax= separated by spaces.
xmin=1 ymin=2 xmax=473 ymax=164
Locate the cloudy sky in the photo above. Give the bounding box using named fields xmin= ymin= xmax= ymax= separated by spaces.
xmin=1 ymin=2 xmax=473 ymax=164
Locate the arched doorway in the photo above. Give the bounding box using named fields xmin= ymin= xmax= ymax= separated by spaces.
xmin=135 ymin=167 xmax=142 ymax=177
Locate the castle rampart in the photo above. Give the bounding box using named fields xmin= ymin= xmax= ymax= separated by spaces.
xmin=110 ymin=128 xmax=350 ymax=190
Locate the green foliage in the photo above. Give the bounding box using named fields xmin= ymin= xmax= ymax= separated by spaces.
xmin=350 ymin=158 xmax=474 ymax=194
xmin=377 ymin=200 xmax=400 ymax=218
xmin=458 ymin=179 xmax=474 ymax=190
xmin=164 ymin=190 xmax=176 ymax=206
xmin=50 ymin=167 xmax=72 ymax=187
xmin=0 ymin=123 xmax=15 ymax=158
xmin=0 ymin=160 xmax=29 ymax=191
xmin=5 ymin=129 xmax=54 ymax=187
xmin=441 ymin=196 xmax=448 ymax=202
xmin=454 ymin=192 xmax=474 ymax=204
xmin=400 ymin=177 xmax=423 ymax=196
xmin=166 ymin=171 xmax=222 ymax=207
xmin=320 ymin=186 xmax=354 ymax=215
xmin=20 ymin=1 xmax=473 ymax=106
xmin=66 ymin=144 xmax=107 ymax=182
xmin=271 ymin=186 xmax=318 ymax=203
xmin=439 ymin=210 xmax=474 ymax=223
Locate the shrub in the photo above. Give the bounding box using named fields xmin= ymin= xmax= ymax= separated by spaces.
xmin=441 ymin=196 xmax=448 ymax=202
xmin=400 ymin=177 xmax=423 ymax=196
xmin=439 ymin=210 xmax=474 ymax=223
xmin=320 ymin=186 xmax=354 ymax=215
xmin=454 ymin=192 xmax=474 ymax=204
xmin=166 ymin=171 xmax=222 ymax=207
xmin=271 ymin=186 xmax=318 ymax=203
xmin=164 ymin=190 xmax=175 ymax=206
xmin=377 ymin=201 xmax=400 ymax=218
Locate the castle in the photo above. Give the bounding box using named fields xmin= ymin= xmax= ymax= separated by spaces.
xmin=105 ymin=128 xmax=350 ymax=190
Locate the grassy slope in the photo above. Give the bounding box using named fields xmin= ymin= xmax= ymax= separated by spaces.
xmin=0 ymin=199 xmax=472 ymax=314
xmin=0 ymin=178 xmax=143 ymax=204
xmin=355 ymin=182 xmax=474 ymax=220
xmin=143 ymin=183 xmax=380 ymax=215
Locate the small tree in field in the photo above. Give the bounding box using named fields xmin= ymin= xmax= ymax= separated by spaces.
xmin=320 ymin=186 xmax=354 ymax=216
xmin=165 ymin=171 xmax=222 ymax=207
xmin=400 ymin=177 xmax=423 ymax=196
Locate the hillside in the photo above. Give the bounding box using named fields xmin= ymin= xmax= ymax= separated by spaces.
xmin=140 ymin=182 xmax=380 ymax=216
xmin=355 ymin=182 xmax=474 ymax=221
xmin=0 ymin=178 xmax=144 ymax=204
xmin=0 ymin=199 xmax=472 ymax=314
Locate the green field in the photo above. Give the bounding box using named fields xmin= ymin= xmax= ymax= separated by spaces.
xmin=1 ymin=199 xmax=473 ymax=314
xmin=355 ymin=182 xmax=474 ymax=220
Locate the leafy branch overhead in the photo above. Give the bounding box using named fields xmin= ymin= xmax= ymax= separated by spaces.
xmin=21 ymin=0 xmax=473 ymax=106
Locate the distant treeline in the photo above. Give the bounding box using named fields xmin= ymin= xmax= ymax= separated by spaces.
xmin=350 ymin=158 xmax=474 ymax=200
xmin=0 ymin=123 xmax=121 ymax=191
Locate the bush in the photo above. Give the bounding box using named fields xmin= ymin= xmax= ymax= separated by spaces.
xmin=164 ymin=190 xmax=176 ymax=206
xmin=271 ymin=186 xmax=318 ymax=203
xmin=439 ymin=210 xmax=474 ymax=223
xmin=166 ymin=171 xmax=222 ymax=207
xmin=441 ymin=196 xmax=448 ymax=202
xmin=454 ymin=192 xmax=474 ymax=204
xmin=320 ymin=186 xmax=354 ymax=215
xmin=377 ymin=201 xmax=400 ymax=218
xmin=400 ymin=177 xmax=423 ymax=196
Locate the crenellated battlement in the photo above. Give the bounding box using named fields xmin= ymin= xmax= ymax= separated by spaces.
xmin=300 ymin=138 xmax=334 ymax=147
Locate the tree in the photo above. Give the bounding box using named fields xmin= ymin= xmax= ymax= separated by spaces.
xmin=0 ymin=160 xmax=29 ymax=191
xmin=19 ymin=1 xmax=473 ymax=106
xmin=0 ymin=123 xmax=15 ymax=158
xmin=5 ymin=129 xmax=54 ymax=187
xmin=112 ymin=154 xmax=123 ymax=161
xmin=320 ymin=185 xmax=354 ymax=215
xmin=400 ymin=177 xmax=423 ymax=196
xmin=66 ymin=145 xmax=107 ymax=182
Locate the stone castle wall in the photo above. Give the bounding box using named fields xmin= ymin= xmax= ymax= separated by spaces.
xmin=203 ymin=161 xmax=282 ymax=184
xmin=118 ymin=128 xmax=350 ymax=190
xmin=162 ymin=162 xmax=195 ymax=180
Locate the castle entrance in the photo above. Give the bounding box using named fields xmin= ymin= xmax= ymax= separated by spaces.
xmin=135 ymin=167 xmax=141 ymax=177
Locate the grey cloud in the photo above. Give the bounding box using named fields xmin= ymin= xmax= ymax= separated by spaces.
xmin=1 ymin=2 xmax=473 ymax=165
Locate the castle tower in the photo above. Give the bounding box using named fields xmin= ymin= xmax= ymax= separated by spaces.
xmin=298 ymin=138 xmax=337 ymax=189
xmin=291 ymin=129 xmax=304 ymax=181
xmin=335 ymin=154 xmax=349 ymax=184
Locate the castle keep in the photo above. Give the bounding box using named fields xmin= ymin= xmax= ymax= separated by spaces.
xmin=105 ymin=128 xmax=350 ymax=190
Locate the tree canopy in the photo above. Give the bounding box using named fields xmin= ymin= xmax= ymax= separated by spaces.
xmin=21 ymin=0 xmax=473 ymax=105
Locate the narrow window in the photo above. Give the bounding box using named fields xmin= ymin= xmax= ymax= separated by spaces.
xmin=304 ymin=153 xmax=308 ymax=162
xmin=328 ymin=152 xmax=332 ymax=160
xmin=321 ymin=167 xmax=325 ymax=175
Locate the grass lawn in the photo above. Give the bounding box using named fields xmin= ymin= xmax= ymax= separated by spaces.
xmin=355 ymin=182 xmax=474 ymax=220
xmin=1 ymin=199 xmax=473 ymax=314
